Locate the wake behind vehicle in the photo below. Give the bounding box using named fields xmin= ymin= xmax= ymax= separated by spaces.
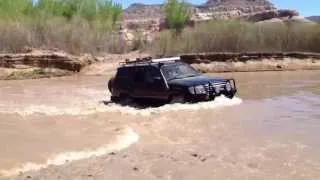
xmin=108 ymin=57 xmax=237 ymax=104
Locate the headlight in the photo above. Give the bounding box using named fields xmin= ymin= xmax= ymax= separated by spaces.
xmin=194 ymin=85 xmax=206 ymax=94
xmin=225 ymin=82 xmax=232 ymax=92
xmin=214 ymin=86 xmax=219 ymax=94
xmin=188 ymin=86 xmax=195 ymax=94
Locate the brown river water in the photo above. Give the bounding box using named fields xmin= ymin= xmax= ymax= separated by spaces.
xmin=0 ymin=71 xmax=319 ymax=179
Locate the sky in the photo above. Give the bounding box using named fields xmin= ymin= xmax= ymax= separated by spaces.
xmin=117 ymin=0 xmax=320 ymax=16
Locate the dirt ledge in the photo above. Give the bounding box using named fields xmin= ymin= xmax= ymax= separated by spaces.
xmin=179 ymin=52 xmax=320 ymax=72
xmin=0 ymin=50 xmax=96 ymax=80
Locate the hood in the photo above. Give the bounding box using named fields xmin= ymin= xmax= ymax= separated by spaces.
xmin=167 ymin=75 xmax=227 ymax=87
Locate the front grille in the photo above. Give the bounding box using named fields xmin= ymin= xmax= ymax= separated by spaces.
xmin=204 ymin=82 xmax=227 ymax=95
xmin=204 ymin=84 xmax=210 ymax=95
xmin=211 ymin=82 xmax=226 ymax=94
xmin=204 ymin=83 xmax=215 ymax=95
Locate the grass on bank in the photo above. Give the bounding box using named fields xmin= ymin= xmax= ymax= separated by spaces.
xmin=0 ymin=1 xmax=320 ymax=56
xmin=0 ymin=0 xmax=127 ymax=54
xmin=148 ymin=20 xmax=320 ymax=56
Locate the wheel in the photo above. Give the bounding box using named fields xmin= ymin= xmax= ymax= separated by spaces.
xmin=111 ymin=94 xmax=133 ymax=105
xmin=170 ymin=95 xmax=185 ymax=104
xmin=209 ymin=94 xmax=216 ymax=101
xmin=108 ymin=77 xmax=114 ymax=93
xmin=110 ymin=96 xmax=121 ymax=103
xmin=119 ymin=94 xmax=134 ymax=105
xmin=226 ymin=92 xmax=235 ymax=99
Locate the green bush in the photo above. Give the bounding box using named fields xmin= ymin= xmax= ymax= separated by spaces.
xmin=164 ymin=0 xmax=191 ymax=35
xmin=0 ymin=0 xmax=126 ymax=54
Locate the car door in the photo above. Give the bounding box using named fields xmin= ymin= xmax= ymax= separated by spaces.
xmin=133 ymin=66 xmax=167 ymax=100
xmin=144 ymin=66 xmax=168 ymax=100
xmin=132 ymin=66 xmax=148 ymax=98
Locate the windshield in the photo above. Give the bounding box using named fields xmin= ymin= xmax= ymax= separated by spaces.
xmin=161 ymin=63 xmax=199 ymax=81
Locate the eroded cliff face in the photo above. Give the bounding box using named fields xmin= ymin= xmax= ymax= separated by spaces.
xmin=0 ymin=50 xmax=97 ymax=80
xmin=123 ymin=0 xmax=277 ymax=21
xmin=121 ymin=0 xmax=304 ymax=38
xmin=195 ymin=0 xmax=276 ymax=20
xmin=120 ymin=0 xmax=306 ymax=48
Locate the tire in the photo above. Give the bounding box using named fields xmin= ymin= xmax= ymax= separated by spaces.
xmin=170 ymin=95 xmax=185 ymax=104
xmin=110 ymin=94 xmax=133 ymax=105
xmin=110 ymin=96 xmax=121 ymax=103
xmin=209 ymin=95 xmax=216 ymax=101
xmin=108 ymin=77 xmax=114 ymax=93
xmin=226 ymin=92 xmax=235 ymax=99
xmin=119 ymin=94 xmax=134 ymax=105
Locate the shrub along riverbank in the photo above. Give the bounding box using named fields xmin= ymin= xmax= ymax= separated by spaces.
xmin=148 ymin=20 xmax=320 ymax=56
xmin=0 ymin=1 xmax=320 ymax=56
xmin=0 ymin=0 xmax=127 ymax=54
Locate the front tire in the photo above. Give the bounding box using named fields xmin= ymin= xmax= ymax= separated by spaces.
xmin=170 ymin=95 xmax=185 ymax=104
xmin=111 ymin=96 xmax=121 ymax=103
xmin=226 ymin=92 xmax=235 ymax=99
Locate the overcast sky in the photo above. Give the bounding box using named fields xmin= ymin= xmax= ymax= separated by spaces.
xmin=117 ymin=0 xmax=319 ymax=16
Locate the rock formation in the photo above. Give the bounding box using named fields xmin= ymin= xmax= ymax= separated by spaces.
xmin=0 ymin=50 xmax=96 ymax=72
xmin=306 ymin=16 xmax=320 ymax=23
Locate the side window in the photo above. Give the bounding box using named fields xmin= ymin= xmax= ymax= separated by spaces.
xmin=134 ymin=66 xmax=163 ymax=85
xmin=117 ymin=67 xmax=132 ymax=77
xmin=145 ymin=66 xmax=161 ymax=83
xmin=134 ymin=67 xmax=146 ymax=83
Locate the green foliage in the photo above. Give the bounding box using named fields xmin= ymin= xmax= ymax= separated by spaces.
xmin=0 ymin=0 xmax=126 ymax=55
xmin=0 ymin=0 xmax=33 ymax=20
xmin=0 ymin=0 xmax=122 ymax=29
xmin=164 ymin=0 xmax=191 ymax=35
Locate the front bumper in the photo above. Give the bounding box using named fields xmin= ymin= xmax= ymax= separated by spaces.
xmin=187 ymin=79 xmax=237 ymax=101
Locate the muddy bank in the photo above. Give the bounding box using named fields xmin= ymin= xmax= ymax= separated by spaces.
xmin=179 ymin=52 xmax=320 ymax=72
xmin=191 ymin=58 xmax=320 ymax=73
xmin=0 ymin=51 xmax=149 ymax=80
xmin=1 ymin=51 xmax=320 ymax=79
xmin=82 ymin=52 xmax=320 ymax=76
xmin=180 ymin=52 xmax=320 ymax=63
xmin=0 ymin=50 xmax=96 ymax=80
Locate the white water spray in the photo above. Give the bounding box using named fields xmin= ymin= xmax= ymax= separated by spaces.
xmin=0 ymin=96 xmax=242 ymax=117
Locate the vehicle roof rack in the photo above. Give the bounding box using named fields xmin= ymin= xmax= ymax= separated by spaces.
xmin=120 ymin=56 xmax=180 ymax=66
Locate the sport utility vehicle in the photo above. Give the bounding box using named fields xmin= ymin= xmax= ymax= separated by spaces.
xmin=108 ymin=57 xmax=237 ymax=104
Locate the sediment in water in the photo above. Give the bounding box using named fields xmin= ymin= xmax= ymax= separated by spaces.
xmin=0 ymin=127 xmax=139 ymax=177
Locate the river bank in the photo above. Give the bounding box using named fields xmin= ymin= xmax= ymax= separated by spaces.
xmin=1 ymin=51 xmax=320 ymax=80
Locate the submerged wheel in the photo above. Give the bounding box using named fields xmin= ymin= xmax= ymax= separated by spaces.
xmin=111 ymin=94 xmax=133 ymax=105
xmin=110 ymin=96 xmax=121 ymax=103
xmin=209 ymin=94 xmax=216 ymax=101
xmin=170 ymin=95 xmax=185 ymax=104
xmin=226 ymin=92 xmax=235 ymax=99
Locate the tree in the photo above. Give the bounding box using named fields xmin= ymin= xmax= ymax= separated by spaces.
xmin=164 ymin=0 xmax=191 ymax=35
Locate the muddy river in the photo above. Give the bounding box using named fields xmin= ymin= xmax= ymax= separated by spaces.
xmin=0 ymin=71 xmax=319 ymax=179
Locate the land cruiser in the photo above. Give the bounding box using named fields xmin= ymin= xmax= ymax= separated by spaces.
xmin=108 ymin=57 xmax=237 ymax=104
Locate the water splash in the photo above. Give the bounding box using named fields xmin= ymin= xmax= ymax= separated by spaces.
xmin=0 ymin=96 xmax=242 ymax=117
xmin=0 ymin=127 xmax=139 ymax=177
